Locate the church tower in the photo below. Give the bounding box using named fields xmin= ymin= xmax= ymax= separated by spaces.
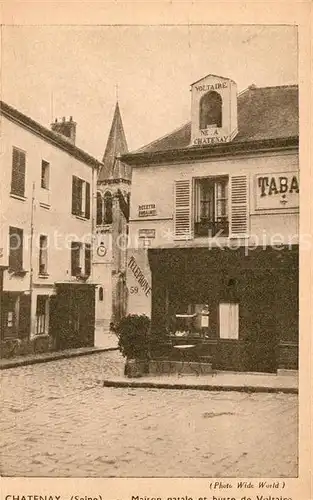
xmin=93 ymin=102 xmax=131 ymax=345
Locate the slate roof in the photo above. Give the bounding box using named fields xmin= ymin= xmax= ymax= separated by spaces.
xmin=132 ymin=85 xmax=298 ymax=155
xmin=98 ymin=102 xmax=131 ymax=182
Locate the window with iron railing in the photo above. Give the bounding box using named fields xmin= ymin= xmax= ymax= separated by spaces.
xmin=194 ymin=177 xmax=229 ymax=237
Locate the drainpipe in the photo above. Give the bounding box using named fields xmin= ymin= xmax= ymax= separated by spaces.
xmin=91 ymin=164 xmax=98 ymax=284
xmin=29 ymin=181 xmax=35 ymax=338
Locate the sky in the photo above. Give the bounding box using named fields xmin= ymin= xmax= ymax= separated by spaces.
xmin=1 ymin=25 xmax=298 ymax=160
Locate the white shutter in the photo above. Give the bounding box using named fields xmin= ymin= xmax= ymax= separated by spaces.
xmin=230 ymin=175 xmax=249 ymax=237
xmin=174 ymin=179 xmax=193 ymax=240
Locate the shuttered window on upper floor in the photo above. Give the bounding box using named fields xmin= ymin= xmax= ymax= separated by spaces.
xmin=229 ymin=175 xmax=249 ymax=237
xmin=11 ymin=147 xmax=26 ymax=197
xmin=72 ymin=176 xmax=90 ymax=219
xmin=173 ymin=174 xmax=249 ymax=240
xmin=174 ymin=179 xmax=193 ymax=240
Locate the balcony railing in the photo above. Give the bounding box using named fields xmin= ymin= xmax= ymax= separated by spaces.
xmin=194 ymin=218 xmax=229 ymax=237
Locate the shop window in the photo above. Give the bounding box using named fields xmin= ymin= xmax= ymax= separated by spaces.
xmin=72 ymin=175 xmax=90 ymax=219
xmin=11 ymin=147 xmax=26 ymax=197
xmin=39 ymin=235 xmax=48 ymax=275
xmin=199 ymin=91 xmax=222 ymax=129
xmin=41 ymin=160 xmax=50 ymax=189
xmin=2 ymin=296 xmax=17 ymax=339
xmin=96 ymin=192 xmax=103 ymax=225
xmin=36 ymin=295 xmax=48 ymax=335
xmin=194 ymin=177 xmax=228 ymax=237
xmin=9 ymin=226 xmax=24 ymax=272
xmin=103 ymin=191 xmax=113 ymax=224
xmin=219 ymin=303 xmax=239 ymax=340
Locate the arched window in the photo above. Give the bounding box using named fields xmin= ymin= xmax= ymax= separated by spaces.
xmin=96 ymin=192 xmax=103 ymax=225
xmin=199 ymin=91 xmax=222 ymax=129
xmin=99 ymin=287 xmax=104 ymax=301
xmin=103 ymin=191 xmax=113 ymax=224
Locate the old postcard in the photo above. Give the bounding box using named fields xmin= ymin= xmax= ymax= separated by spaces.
xmin=0 ymin=2 xmax=311 ymax=500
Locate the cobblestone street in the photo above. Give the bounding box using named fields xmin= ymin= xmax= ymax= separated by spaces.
xmin=0 ymin=351 xmax=298 ymax=477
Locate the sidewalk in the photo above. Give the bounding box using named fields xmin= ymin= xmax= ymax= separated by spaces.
xmin=102 ymin=369 xmax=298 ymax=394
xmin=0 ymin=333 xmax=118 ymax=370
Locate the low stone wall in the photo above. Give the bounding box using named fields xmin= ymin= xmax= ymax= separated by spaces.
xmin=0 ymin=335 xmax=54 ymax=359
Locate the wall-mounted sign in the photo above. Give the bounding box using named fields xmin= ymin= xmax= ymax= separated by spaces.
xmin=255 ymin=172 xmax=299 ymax=210
xmin=128 ymin=255 xmax=151 ymax=297
xmin=194 ymin=82 xmax=228 ymax=92
xmin=138 ymin=229 xmax=156 ymax=239
xmin=138 ymin=204 xmax=156 ymax=217
xmin=193 ymin=135 xmax=229 ymax=146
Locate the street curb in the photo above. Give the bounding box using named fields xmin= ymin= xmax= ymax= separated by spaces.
xmin=102 ymin=379 xmax=298 ymax=394
xmin=0 ymin=347 xmax=118 ymax=370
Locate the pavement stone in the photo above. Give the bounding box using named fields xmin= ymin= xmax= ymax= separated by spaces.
xmin=0 ymin=350 xmax=298 ymax=477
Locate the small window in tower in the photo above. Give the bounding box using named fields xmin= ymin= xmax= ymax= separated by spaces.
xmin=103 ymin=191 xmax=113 ymax=224
xmin=96 ymin=192 xmax=103 ymax=225
xmin=199 ymin=91 xmax=222 ymax=129
xmin=99 ymin=287 xmax=104 ymax=301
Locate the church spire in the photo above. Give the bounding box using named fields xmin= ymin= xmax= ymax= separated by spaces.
xmin=98 ymin=102 xmax=130 ymax=182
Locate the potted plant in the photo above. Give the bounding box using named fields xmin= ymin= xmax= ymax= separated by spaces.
xmin=115 ymin=314 xmax=150 ymax=378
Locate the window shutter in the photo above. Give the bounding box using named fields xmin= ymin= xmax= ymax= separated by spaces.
xmin=230 ymin=175 xmax=249 ymax=237
xmin=85 ymin=182 xmax=91 ymax=219
xmin=71 ymin=242 xmax=80 ymax=276
xmin=85 ymin=244 xmax=91 ymax=276
xmin=9 ymin=227 xmax=23 ymax=271
xmin=11 ymin=148 xmax=26 ymax=197
xmin=72 ymin=176 xmax=79 ymax=215
xmin=174 ymin=179 xmax=193 ymax=240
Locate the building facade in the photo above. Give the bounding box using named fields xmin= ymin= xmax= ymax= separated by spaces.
xmin=0 ymin=102 xmax=102 ymax=355
xmin=94 ymin=103 xmax=131 ymax=346
xmin=122 ymin=74 xmax=299 ymax=373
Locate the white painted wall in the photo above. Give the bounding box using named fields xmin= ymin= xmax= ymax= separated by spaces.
xmin=127 ymin=149 xmax=299 ymax=317
xmin=0 ymin=116 xmax=97 ymax=336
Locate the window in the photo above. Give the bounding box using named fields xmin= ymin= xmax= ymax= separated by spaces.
xmin=71 ymin=242 xmax=90 ymax=277
xmin=103 ymin=191 xmax=113 ymax=224
xmin=199 ymin=91 xmax=222 ymax=129
xmin=99 ymin=287 xmax=104 ymax=301
xmin=219 ymin=303 xmax=239 ymax=340
xmin=72 ymin=176 xmax=90 ymax=219
xmin=41 ymin=160 xmax=50 ymax=189
xmin=71 ymin=241 xmax=82 ymax=276
xmin=9 ymin=227 xmax=24 ymax=272
xmin=36 ymin=295 xmax=48 ymax=335
xmin=85 ymin=244 xmax=91 ymax=277
xmin=39 ymin=235 xmax=48 ymax=275
xmin=11 ymin=147 xmax=26 ymax=197
xmin=96 ymin=192 xmax=103 ymax=225
xmin=194 ymin=177 xmax=229 ymax=237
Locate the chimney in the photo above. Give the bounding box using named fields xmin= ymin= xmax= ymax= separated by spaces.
xmin=51 ymin=116 xmax=77 ymax=145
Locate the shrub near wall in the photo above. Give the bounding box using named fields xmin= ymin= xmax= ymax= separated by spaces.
xmin=0 ymin=335 xmax=52 ymax=359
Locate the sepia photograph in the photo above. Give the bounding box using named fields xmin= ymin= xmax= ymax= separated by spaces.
xmin=0 ymin=22 xmax=301 ymax=480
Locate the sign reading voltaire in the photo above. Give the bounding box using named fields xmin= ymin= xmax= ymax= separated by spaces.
xmin=191 ymin=74 xmax=238 ymax=147
xmin=255 ymin=172 xmax=299 ymax=210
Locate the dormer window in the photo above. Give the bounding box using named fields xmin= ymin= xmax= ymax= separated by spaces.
xmin=199 ymin=91 xmax=222 ymax=129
